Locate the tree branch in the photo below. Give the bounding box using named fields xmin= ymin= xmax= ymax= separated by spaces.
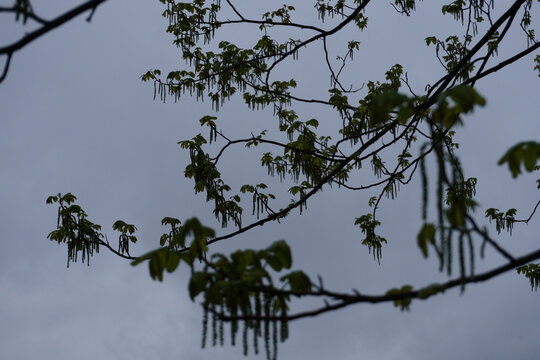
xmin=465 ymin=42 xmax=540 ymax=85
xmin=215 ymin=247 xmax=540 ymax=322
xmin=467 ymin=215 xmax=515 ymax=262
xmin=0 ymin=0 xmax=110 ymax=83
xmin=427 ymin=0 xmax=528 ymax=100
xmin=211 ymin=136 xmax=346 ymax=165
xmin=515 ymin=200 xmax=540 ymax=224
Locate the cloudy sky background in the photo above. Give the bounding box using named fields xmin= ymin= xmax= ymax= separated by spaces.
xmin=1 ymin=1 xmax=539 ymax=359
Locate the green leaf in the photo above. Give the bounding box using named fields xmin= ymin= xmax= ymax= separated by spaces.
xmin=447 ymin=85 xmax=486 ymax=112
xmin=161 ymin=217 xmax=181 ymax=226
xmin=305 ymin=119 xmax=319 ymax=128
xmin=189 ymin=271 xmax=211 ymax=299
xmin=113 ymin=220 xmax=127 ymax=231
xmin=370 ymin=91 xmax=408 ymax=127
xmin=180 ymin=252 xmax=195 ymax=266
xmin=524 ymin=142 xmax=539 ymax=171
xmin=386 ymin=285 xmax=413 ymax=311
xmin=47 ymin=229 xmax=65 ymax=243
xmin=267 ymin=240 xmax=292 ymax=269
xmin=396 ymin=104 xmax=414 ymax=124
xmin=288 ymin=186 xmax=301 ymax=196
xmin=131 ymin=248 xmax=162 ymax=266
xmin=160 ymin=234 xmax=169 ymax=246
xmin=264 ymin=254 xmax=283 ymax=271
xmin=417 ymin=283 xmax=445 ymax=299
xmin=199 ymin=115 xmax=218 ymax=126
xmin=148 ymin=250 xmax=167 ymax=281
xmin=46 ymin=195 xmax=58 ymax=204
xmin=417 ymin=223 xmax=435 ymax=258
xmin=165 ymin=252 xmax=181 ymax=273
xmin=281 ymin=270 xmax=311 ymax=292
xmin=516 ymin=263 xmax=540 ymax=291
xmin=498 ymin=141 xmax=540 ymax=177
xmin=172 ymin=217 xmax=215 ymax=253
xmin=231 ymin=250 xmax=249 ymax=272
xmin=425 ymin=36 xmax=437 ymax=45
xmin=61 ymin=193 xmax=77 ymax=204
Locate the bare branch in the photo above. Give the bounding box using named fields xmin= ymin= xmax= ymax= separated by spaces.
xmin=515 ymin=200 xmax=540 ymax=224
xmin=0 ymin=0 xmax=110 ymax=83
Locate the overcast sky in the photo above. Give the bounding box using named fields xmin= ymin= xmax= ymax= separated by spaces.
xmin=1 ymin=1 xmax=539 ymax=359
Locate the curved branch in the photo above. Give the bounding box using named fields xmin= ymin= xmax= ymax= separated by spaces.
xmin=515 ymin=200 xmax=540 ymax=224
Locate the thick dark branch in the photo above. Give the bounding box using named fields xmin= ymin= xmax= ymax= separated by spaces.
xmin=464 ymin=41 xmax=540 ymax=85
xmin=224 ymin=0 xmax=245 ymax=20
xmin=216 ymin=247 xmax=540 ymax=322
xmin=0 ymin=0 xmax=109 ymax=83
xmin=470 ymin=9 xmax=517 ymax=87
